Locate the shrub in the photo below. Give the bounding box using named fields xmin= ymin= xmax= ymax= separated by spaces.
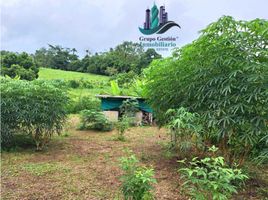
xmin=179 ymin=146 xmax=248 ymax=200
xmin=119 ymin=154 xmax=156 ymax=200
xmin=67 ymin=79 xmax=106 ymax=89
xmin=78 ymin=110 xmax=113 ymax=131
xmin=111 ymin=71 xmax=137 ymax=86
xmin=80 ymin=79 xmax=94 ymax=89
xmin=115 ymin=116 xmax=131 ymax=141
xmin=1 ymin=78 xmax=68 ymax=150
xmin=165 ymin=107 xmax=203 ymax=153
xmin=145 ymin=17 xmax=268 ymax=165
xmin=66 ymin=96 xmax=101 ymax=114
xmin=120 ymin=98 xmax=139 ymax=118
xmin=68 ymin=79 xmax=80 ymax=88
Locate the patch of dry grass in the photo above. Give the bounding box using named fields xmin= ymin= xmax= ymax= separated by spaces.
xmin=1 ymin=116 xmax=267 ymax=200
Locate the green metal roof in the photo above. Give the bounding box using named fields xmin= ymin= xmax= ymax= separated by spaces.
xmin=96 ymin=95 xmax=153 ymax=113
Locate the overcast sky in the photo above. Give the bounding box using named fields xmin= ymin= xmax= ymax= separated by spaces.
xmin=1 ymin=0 xmax=268 ymax=57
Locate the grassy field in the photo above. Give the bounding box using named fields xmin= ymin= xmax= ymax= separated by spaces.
xmin=1 ymin=116 xmax=267 ymax=199
xmin=38 ymin=67 xmax=110 ymax=98
xmin=38 ymin=68 xmax=109 ymax=81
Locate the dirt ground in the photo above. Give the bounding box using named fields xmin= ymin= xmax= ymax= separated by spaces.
xmin=1 ymin=116 xmax=268 ymax=200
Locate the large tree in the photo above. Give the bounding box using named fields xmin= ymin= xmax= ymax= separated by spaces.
xmin=1 ymin=51 xmax=39 ymax=80
xmin=34 ymin=44 xmax=79 ymax=71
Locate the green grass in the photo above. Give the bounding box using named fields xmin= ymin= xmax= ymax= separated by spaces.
xmin=38 ymin=68 xmax=111 ymax=98
xmin=38 ymin=68 xmax=109 ymax=81
xmin=22 ymin=163 xmax=71 ymax=176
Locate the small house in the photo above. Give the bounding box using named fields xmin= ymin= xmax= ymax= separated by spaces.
xmin=96 ymin=95 xmax=153 ymax=125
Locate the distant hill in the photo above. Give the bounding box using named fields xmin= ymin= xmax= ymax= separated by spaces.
xmin=38 ymin=68 xmax=109 ymax=81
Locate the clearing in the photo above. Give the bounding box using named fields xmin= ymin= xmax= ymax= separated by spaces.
xmin=38 ymin=68 xmax=109 ymax=81
xmin=1 ymin=116 xmax=267 ymax=199
xmin=38 ymin=67 xmax=110 ymax=98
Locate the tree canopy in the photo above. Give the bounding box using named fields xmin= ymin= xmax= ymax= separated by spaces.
xmin=1 ymin=51 xmax=39 ymax=80
xmin=34 ymin=42 xmax=161 ymax=75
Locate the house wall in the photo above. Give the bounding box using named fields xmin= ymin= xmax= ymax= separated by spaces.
xmin=135 ymin=111 xmax=143 ymax=126
xmin=103 ymin=111 xmax=119 ymax=122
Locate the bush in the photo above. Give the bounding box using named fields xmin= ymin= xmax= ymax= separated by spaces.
xmin=110 ymin=71 xmax=137 ymax=86
xmin=119 ymin=154 xmax=156 ymax=200
xmin=67 ymin=79 xmax=107 ymax=89
xmin=145 ymin=17 xmax=268 ymax=165
xmin=179 ymin=146 xmax=248 ymax=200
xmin=68 ymin=79 xmax=80 ymax=88
xmin=80 ymin=79 xmax=94 ymax=89
xmin=120 ymin=98 xmax=139 ymax=118
xmin=66 ymin=96 xmax=101 ymax=114
xmin=78 ymin=110 xmax=113 ymax=131
xmin=1 ymin=51 xmax=39 ymax=80
xmin=165 ymin=108 xmax=203 ymax=153
xmin=1 ymin=78 xmax=68 ymax=150
xmin=115 ymin=116 xmax=131 ymax=141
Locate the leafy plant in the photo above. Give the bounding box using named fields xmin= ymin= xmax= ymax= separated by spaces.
xmin=67 ymin=96 xmax=101 ymax=114
xmin=78 ymin=109 xmax=113 ymax=131
xmin=119 ymin=154 xmax=156 ymax=200
xmin=165 ymin=107 xmax=203 ymax=153
xmin=179 ymin=146 xmax=248 ymax=200
xmin=110 ymin=80 xmax=121 ymax=95
xmin=120 ymin=98 xmax=139 ymax=118
xmin=111 ymin=71 xmax=137 ymax=86
xmin=68 ymin=79 xmax=80 ymax=88
xmin=145 ymin=16 xmax=268 ymax=165
xmin=115 ymin=116 xmax=131 ymax=141
xmin=1 ymin=78 xmax=68 ymax=150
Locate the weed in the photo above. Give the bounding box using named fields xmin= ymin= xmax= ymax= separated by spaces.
xmin=22 ymin=162 xmax=70 ymax=176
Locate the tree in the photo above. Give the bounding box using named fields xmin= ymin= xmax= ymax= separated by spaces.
xmin=34 ymin=44 xmax=79 ymax=71
xmin=81 ymin=41 xmax=160 ymax=75
xmin=1 ymin=51 xmax=39 ymax=80
xmin=138 ymin=48 xmax=162 ymax=73
xmin=145 ymin=16 xmax=268 ymax=165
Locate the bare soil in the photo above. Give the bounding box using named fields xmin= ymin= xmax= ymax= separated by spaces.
xmin=1 ymin=116 xmax=267 ymax=200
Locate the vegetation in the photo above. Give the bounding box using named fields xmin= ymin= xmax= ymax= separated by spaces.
xmin=1 ymin=51 xmax=39 ymax=80
xmin=22 ymin=163 xmax=70 ymax=176
xmin=78 ymin=110 xmax=113 ymax=131
xmin=179 ymin=146 xmax=248 ymax=200
xmin=1 ymin=78 xmax=68 ymax=150
xmin=67 ymin=96 xmax=101 ymax=114
xmin=38 ymin=67 xmax=109 ymax=113
xmin=120 ymin=98 xmax=139 ymax=118
xmin=115 ymin=116 xmax=131 ymax=141
xmin=34 ymin=42 xmax=161 ymax=75
xmin=165 ymin=107 xmax=203 ymax=154
xmin=145 ymin=16 xmax=268 ymax=165
xmin=119 ymin=153 xmax=156 ymax=200
xmin=110 ymin=71 xmax=138 ymax=87
xmin=38 ymin=67 xmax=108 ymax=81
xmin=1 ymin=15 xmax=268 ymax=200
xmin=2 ymin=120 xmax=267 ymax=199
xmin=34 ymin=44 xmax=80 ymax=71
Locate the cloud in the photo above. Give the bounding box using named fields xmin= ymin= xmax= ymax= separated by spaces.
xmin=1 ymin=0 xmax=268 ymax=57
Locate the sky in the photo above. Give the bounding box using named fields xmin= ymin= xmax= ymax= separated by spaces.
xmin=1 ymin=0 xmax=268 ymax=57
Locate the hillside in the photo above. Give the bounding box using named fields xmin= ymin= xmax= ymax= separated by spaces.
xmin=38 ymin=68 xmax=109 ymax=81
